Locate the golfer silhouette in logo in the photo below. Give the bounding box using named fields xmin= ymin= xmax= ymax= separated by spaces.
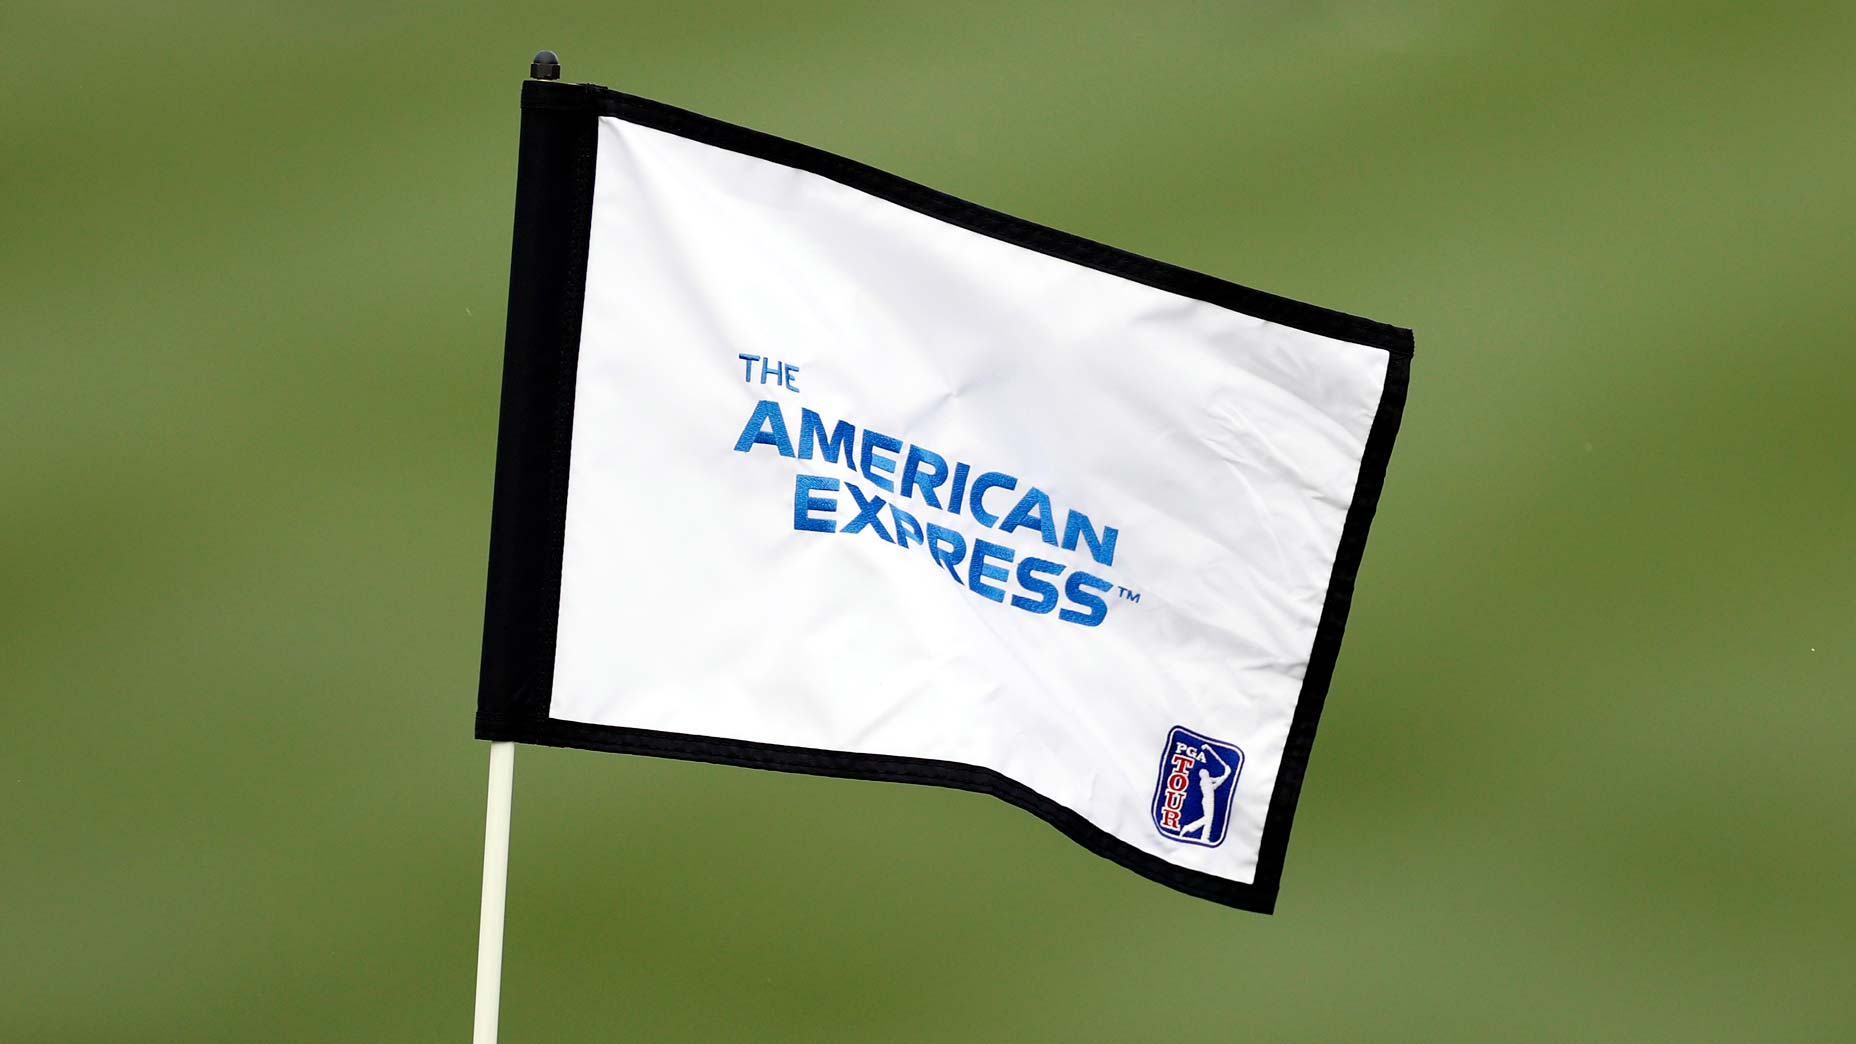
xmin=1175 ymin=747 xmax=1232 ymax=842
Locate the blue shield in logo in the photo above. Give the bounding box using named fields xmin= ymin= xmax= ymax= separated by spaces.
xmin=1151 ymin=726 xmax=1244 ymax=847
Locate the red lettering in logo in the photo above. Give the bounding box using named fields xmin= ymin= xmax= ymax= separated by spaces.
xmin=1160 ymin=750 xmax=1201 ymax=833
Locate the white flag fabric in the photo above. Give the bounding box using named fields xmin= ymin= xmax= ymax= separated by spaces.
xmin=478 ymin=80 xmax=1412 ymax=912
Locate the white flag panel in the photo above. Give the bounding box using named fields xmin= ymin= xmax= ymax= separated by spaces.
xmin=477 ymin=82 xmax=1411 ymax=912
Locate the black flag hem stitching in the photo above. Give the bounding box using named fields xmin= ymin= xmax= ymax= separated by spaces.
xmin=476 ymin=79 xmax=1414 ymax=915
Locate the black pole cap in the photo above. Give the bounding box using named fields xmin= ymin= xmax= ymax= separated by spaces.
xmin=530 ymin=50 xmax=561 ymax=80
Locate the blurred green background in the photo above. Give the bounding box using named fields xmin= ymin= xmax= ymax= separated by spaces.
xmin=4 ymin=2 xmax=1852 ymax=1040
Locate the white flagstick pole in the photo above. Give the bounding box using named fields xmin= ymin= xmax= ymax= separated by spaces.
xmin=472 ymin=49 xmax=565 ymax=1042
xmin=472 ymin=741 xmax=517 ymax=1044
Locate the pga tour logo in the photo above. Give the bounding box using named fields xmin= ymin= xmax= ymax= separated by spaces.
xmin=1151 ymin=726 xmax=1244 ymax=847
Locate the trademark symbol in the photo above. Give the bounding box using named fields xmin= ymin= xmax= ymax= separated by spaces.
xmin=1117 ymin=586 xmax=1141 ymax=604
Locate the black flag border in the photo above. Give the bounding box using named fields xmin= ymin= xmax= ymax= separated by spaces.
xmin=476 ymin=79 xmax=1413 ymax=914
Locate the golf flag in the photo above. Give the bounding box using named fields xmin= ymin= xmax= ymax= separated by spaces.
xmin=477 ymin=79 xmax=1412 ymax=913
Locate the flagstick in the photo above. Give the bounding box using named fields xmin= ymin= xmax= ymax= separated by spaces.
xmin=471 ymin=50 xmax=562 ymax=1042
xmin=472 ymin=741 xmax=517 ymax=1044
